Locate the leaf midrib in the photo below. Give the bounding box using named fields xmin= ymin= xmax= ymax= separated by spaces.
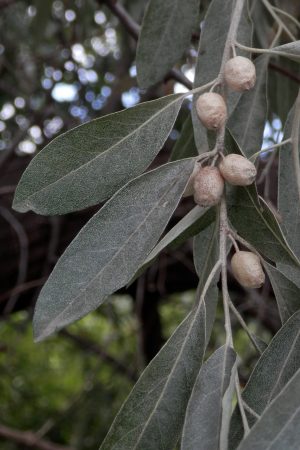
xmin=245 ymin=190 xmax=298 ymax=264
xmin=217 ymin=346 xmax=234 ymax=449
xmin=38 ymin=169 xmax=187 ymax=339
xmin=267 ymin=327 xmax=300 ymax=404
xmin=18 ymin=95 xmax=184 ymax=206
xmin=145 ymin=0 xmax=182 ymax=72
xmin=132 ymin=294 xmax=207 ymax=449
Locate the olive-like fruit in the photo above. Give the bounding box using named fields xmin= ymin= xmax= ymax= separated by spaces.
xmin=219 ymin=154 xmax=257 ymax=186
xmin=231 ymin=251 xmax=265 ymax=288
xmin=224 ymin=56 xmax=256 ymax=92
xmin=195 ymin=93 xmax=227 ymax=130
xmin=193 ymin=166 xmax=224 ymax=206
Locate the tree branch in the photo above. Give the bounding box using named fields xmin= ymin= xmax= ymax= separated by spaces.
xmin=0 ymin=423 xmax=74 ymax=450
xmin=60 ymin=330 xmax=138 ymax=382
xmin=99 ymin=0 xmax=192 ymax=89
xmin=269 ymin=62 xmax=300 ymax=85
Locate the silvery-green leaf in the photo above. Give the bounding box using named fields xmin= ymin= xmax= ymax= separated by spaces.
xmin=192 ymin=0 xmax=252 ymax=152
xmin=278 ymin=103 xmax=300 ymax=287
xmin=193 ymin=212 xmax=219 ymax=287
xmin=131 ymin=206 xmax=215 ymax=283
xmin=271 ymin=40 xmax=300 ymax=62
xmin=13 ymin=94 xmax=185 ymax=215
xmin=237 ymin=367 xmax=300 ymax=450
xmin=263 ymin=262 xmax=300 ymax=323
xmin=33 ymin=159 xmax=194 ymax=341
xmin=229 ymin=311 xmax=300 ymax=449
xmin=228 ymin=186 xmax=299 ymax=267
xmin=226 ymin=129 xmax=299 ymax=267
xmin=220 ymin=355 xmax=238 ymax=450
xmin=181 ymin=345 xmax=237 ymax=450
xmin=228 ymin=55 xmax=268 ymax=158
xmin=249 ymin=0 xmax=272 ymax=49
xmin=100 ymin=281 xmax=217 ymax=450
xmin=170 ymin=114 xmax=198 ymax=162
xmin=136 ymin=0 xmax=200 ymax=88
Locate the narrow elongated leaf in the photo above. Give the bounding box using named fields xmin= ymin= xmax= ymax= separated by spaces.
xmin=100 ymin=281 xmax=217 ymax=450
xmin=181 ymin=345 xmax=237 ymax=450
xmin=13 ymin=94 xmax=185 ymax=215
xmin=278 ymin=103 xmax=300 ymax=287
xmin=229 ymin=311 xmax=300 ymax=449
xmin=170 ymin=114 xmax=198 ymax=162
xmin=263 ymin=262 xmax=300 ymax=323
xmin=225 ymin=130 xmax=299 ymax=267
xmin=131 ymin=206 xmax=215 ymax=282
xmin=192 ymin=0 xmax=252 ymax=151
xmin=228 ymin=186 xmax=299 ymax=267
xmin=193 ymin=212 xmax=219 ymax=287
xmin=136 ymin=0 xmax=200 ymax=88
xmin=249 ymin=0 xmax=272 ymax=49
xmin=237 ymin=368 xmax=300 ymax=450
xmin=278 ymin=104 xmax=299 ymax=253
xmin=220 ymin=356 xmax=238 ymax=450
xmin=33 ymin=159 xmax=194 ymax=341
xmin=228 ymin=55 xmax=268 ymax=158
xmin=272 ymin=40 xmax=300 ymax=62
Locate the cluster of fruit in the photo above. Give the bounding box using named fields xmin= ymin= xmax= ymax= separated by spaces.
xmin=192 ymin=56 xmax=265 ymax=289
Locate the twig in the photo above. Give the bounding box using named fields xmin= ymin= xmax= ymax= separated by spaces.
xmin=269 ymin=62 xmax=300 ymax=84
xmin=291 ymin=88 xmax=300 ymax=203
xmin=219 ymin=0 xmax=247 ymax=82
xmin=0 ymin=185 xmax=16 ymax=195
xmin=228 ymin=300 xmax=263 ymax=354
xmin=257 ymin=149 xmax=277 ymax=185
xmin=0 ymin=423 xmax=74 ymax=450
xmin=260 ymin=0 xmax=297 ymax=42
xmin=215 ymin=0 xmax=248 ymax=350
xmin=250 ymin=138 xmax=291 ymax=160
xmin=0 ymin=205 xmax=28 ymax=314
xmin=228 ymin=234 xmax=239 ymax=253
xmin=235 ymin=41 xmax=299 ymax=59
xmin=0 ymin=277 xmax=47 ymax=303
xmin=199 ymin=260 xmax=222 ymax=302
xmin=60 ymin=330 xmax=138 ymax=382
xmin=242 ymin=401 xmax=261 ymax=420
xmin=235 ymin=374 xmax=250 ymax=436
xmin=272 ymin=6 xmax=300 ymax=30
xmin=220 ymin=196 xmax=233 ymax=348
xmin=99 ymin=0 xmax=192 ymax=89
xmin=228 ymin=229 xmax=263 ymax=260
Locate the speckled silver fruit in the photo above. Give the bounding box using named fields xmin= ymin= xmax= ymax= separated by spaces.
xmin=231 ymin=251 xmax=265 ymax=288
xmin=195 ymin=93 xmax=227 ymax=130
xmin=193 ymin=166 xmax=224 ymax=206
xmin=224 ymin=56 xmax=256 ymax=92
xmin=219 ymin=154 xmax=256 ymax=186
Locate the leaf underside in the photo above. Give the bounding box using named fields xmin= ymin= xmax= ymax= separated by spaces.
xmin=33 ymin=159 xmax=194 ymax=341
xmin=136 ymin=0 xmax=199 ymax=88
xmin=237 ymin=368 xmax=300 ymax=450
xmin=192 ymin=0 xmax=252 ymax=152
xmin=229 ymin=311 xmax=300 ymax=449
xmin=100 ymin=282 xmax=218 ymax=450
xmin=181 ymin=345 xmax=237 ymax=450
xmin=13 ymin=94 xmax=184 ymax=215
